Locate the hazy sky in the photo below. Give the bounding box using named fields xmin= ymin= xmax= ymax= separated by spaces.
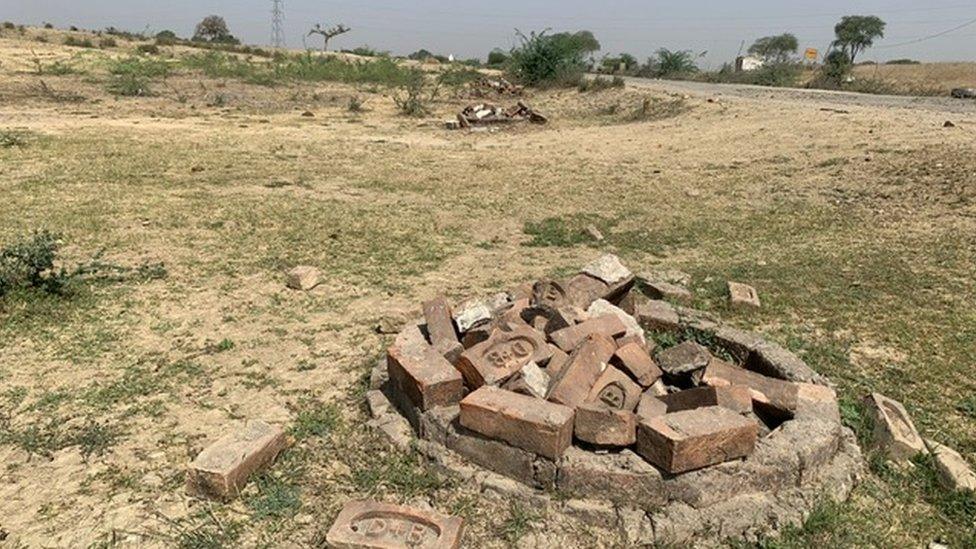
xmin=6 ymin=1 xmax=976 ymax=66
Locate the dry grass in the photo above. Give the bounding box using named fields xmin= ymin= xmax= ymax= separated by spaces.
xmin=852 ymin=62 xmax=976 ymax=95
xmin=1 ymin=26 xmax=975 ymax=548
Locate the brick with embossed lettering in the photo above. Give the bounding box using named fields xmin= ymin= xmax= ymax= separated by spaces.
xmin=456 ymin=325 xmax=552 ymax=388
xmin=326 ymin=499 xmax=465 ymax=549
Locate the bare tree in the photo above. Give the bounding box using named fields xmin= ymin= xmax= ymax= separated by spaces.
xmin=308 ymin=23 xmax=351 ymax=52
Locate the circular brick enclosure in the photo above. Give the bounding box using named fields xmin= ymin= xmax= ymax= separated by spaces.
xmin=366 ymin=259 xmax=862 ymax=546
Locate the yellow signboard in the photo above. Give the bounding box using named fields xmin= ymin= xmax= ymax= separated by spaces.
xmin=805 ymin=48 xmax=819 ymax=61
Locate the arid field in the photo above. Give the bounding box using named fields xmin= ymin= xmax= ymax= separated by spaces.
xmin=1 ymin=26 xmax=976 ymax=548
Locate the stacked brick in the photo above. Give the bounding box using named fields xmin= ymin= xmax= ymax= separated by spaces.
xmin=383 ymin=254 xmax=818 ymax=475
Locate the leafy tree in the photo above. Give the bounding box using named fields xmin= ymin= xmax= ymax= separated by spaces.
xmin=748 ymin=33 xmax=799 ymax=62
xmin=823 ymin=50 xmax=852 ymax=82
xmin=408 ymin=49 xmax=434 ymax=61
xmin=619 ymin=53 xmax=638 ymax=70
xmin=193 ymin=15 xmax=238 ymax=44
xmin=832 ymin=15 xmax=885 ymax=63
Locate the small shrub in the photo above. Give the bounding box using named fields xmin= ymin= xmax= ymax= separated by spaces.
xmin=347 ymin=96 xmax=366 ymax=112
xmin=34 ymin=35 xmax=49 ymax=43
xmin=886 ymin=58 xmax=920 ymax=65
xmin=136 ymin=43 xmax=160 ymax=55
xmin=108 ymin=74 xmax=152 ymax=96
xmin=393 ymin=71 xmax=439 ymax=117
xmin=507 ymin=30 xmax=598 ymax=88
xmin=63 ymin=36 xmax=94 ymax=48
xmin=578 ymin=75 xmax=625 ymax=92
xmin=2 ymin=22 xmax=15 ymax=30
xmin=42 ymin=61 xmax=76 ymax=76
xmin=0 ymin=231 xmax=71 ymax=298
xmin=154 ymin=30 xmax=178 ymax=46
xmin=108 ymin=55 xmax=171 ymax=78
xmin=0 ymin=129 xmax=29 ymax=148
xmin=436 ymin=65 xmax=482 ymax=91
xmin=44 ymin=22 xmax=54 ymax=29
xmin=98 ymin=37 xmax=117 ymax=48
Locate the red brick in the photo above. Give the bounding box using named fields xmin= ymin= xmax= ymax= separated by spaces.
xmin=636 ymin=406 xmax=758 ymax=473
xmin=547 ymin=333 xmax=617 ymax=409
xmin=460 ymin=386 xmax=575 ymax=460
xmin=574 ymin=402 xmax=637 ymax=446
xmin=186 ymin=420 xmax=289 ymax=500
xmin=520 ymin=304 xmax=572 ymax=334
xmin=658 ymin=386 xmax=753 ymax=414
xmin=586 ymin=366 xmax=642 ymax=412
xmin=564 ymin=273 xmax=612 ymax=309
xmin=326 ymin=499 xmax=464 ymax=549
xmin=546 ymin=345 xmax=569 ymax=377
xmin=456 ymin=325 xmax=551 ymax=388
xmin=550 ymin=314 xmax=627 ymax=352
xmin=531 ymin=279 xmax=570 ymax=309
xmin=613 ymin=343 xmax=663 ymax=387
xmin=656 ymin=341 xmax=711 ymax=377
xmin=702 ymin=358 xmax=799 ymax=419
xmin=387 ymin=343 xmax=464 ymax=411
xmin=423 ymin=296 xmax=460 ymax=359
xmin=636 ymin=393 xmax=668 ymax=422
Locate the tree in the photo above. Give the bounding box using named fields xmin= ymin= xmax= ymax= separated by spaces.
xmin=308 ymin=23 xmax=351 ymax=52
xmin=487 ymin=49 xmax=508 ymax=66
xmin=652 ymin=48 xmax=698 ymax=77
xmin=408 ymin=49 xmax=434 ymax=61
xmin=748 ymin=33 xmax=798 ymax=63
xmin=619 ymin=53 xmax=638 ymax=71
xmin=507 ymin=29 xmax=601 ymax=86
xmin=193 ymin=15 xmax=237 ymax=44
xmin=832 ymin=16 xmax=885 ymax=63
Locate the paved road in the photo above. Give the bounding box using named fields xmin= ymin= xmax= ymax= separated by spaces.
xmin=622 ymin=76 xmax=976 ymax=115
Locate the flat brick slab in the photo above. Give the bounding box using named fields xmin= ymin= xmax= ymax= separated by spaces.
xmin=460 ymin=386 xmax=574 ymax=460
xmin=613 ymin=343 xmax=662 ymax=387
xmin=326 ymin=499 xmax=464 ymax=549
xmin=286 ymin=265 xmax=320 ymax=291
xmin=550 ymin=314 xmax=627 ymax=352
xmin=703 ymin=358 xmax=799 ymax=419
xmin=658 ymin=386 xmax=752 ymax=414
xmin=388 ymin=343 xmax=464 ymax=411
xmin=636 ymin=392 xmax=668 ymax=421
xmin=548 ymin=333 xmax=617 ymax=409
xmin=456 ymin=325 xmax=551 ymax=388
xmin=728 ymin=281 xmax=761 ymax=309
xmin=657 ymin=341 xmax=711 ymax=377
xmin=575 ymin=402 xmax=637 ymax=446
xmin=581 ymin=254 xmax=633 ymax=286
xmin=636 ymin=406 xmax=758 ymax=474
xmin=186 ymin=420 xmax=289 ymax=500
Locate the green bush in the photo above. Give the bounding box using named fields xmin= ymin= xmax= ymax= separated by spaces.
xmin=0 ymin=129 xmax=29 ymax=148
xmin=107 ymin=74 xmax=153 ymax=96
xmin=436 ymin=65 xmax=482 ymax=91
xmin=506 ymin=30 xmax=600 ymax=88
xmin=0 ymin=231 xmax=71 ymax=297
xmin=649 ymin=48 xmax=699 ymax=77
xmin=63 ymin=36 xmax=94 ymax=48
xmin=136 ymin=43 xmax=160 ymax=55
xmin=108 ymin=55 xmax=171 ymax=78
xmin=886 ymin=58 xmax=920 ymax=65
xmin=2 ymin=22 xmax=15 ymax=30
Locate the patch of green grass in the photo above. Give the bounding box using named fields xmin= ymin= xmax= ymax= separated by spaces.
xmin=107 ymin=55 xmax=171 ymax=78
xmin=181 ymin=51 xmax=417 ymax=88
xmin=247 ymin=474 xmax=302 ymax=521
xmin=0 ymin=129 xmax=30 ymax=148
xmin=0 ymin=416 xmax=122 ymax=458
xmin=290 ymin=401 xmax=340 ymax=441
xmin=153 ymin=508 xmax=244 ymax=549
xmin=107 ymin=74 xmax=153 ymax=97
xmin=350 ymin=449 xmax=445 ymax=498
xmin=523 ymin=213 xmax=613 ymax=247
xmin=500 ymin=501 xmax=540 ymax=544
xmin=956 ymin=396 xmax=976 ymax=419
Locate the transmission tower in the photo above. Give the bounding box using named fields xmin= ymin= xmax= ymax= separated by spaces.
xmin=271 ymin=0 xmax=285 ymax=48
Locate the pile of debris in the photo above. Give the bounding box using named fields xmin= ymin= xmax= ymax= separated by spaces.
xmin=447 ymin=101 xmax=548 ymax=130
xmin=379 ymin=255 xmax=833 ymax=475
xmin=471 ymin=76 xmax=523 ymax=97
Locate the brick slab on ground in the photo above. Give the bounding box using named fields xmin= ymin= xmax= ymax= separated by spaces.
xmin=326 ymin=499 xmax=464 ymax=549
xmin=186 ymin=420 xmax=289 ymax=500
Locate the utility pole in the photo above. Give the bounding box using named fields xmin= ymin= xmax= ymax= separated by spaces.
xmin=271 ymin=0 xmax=285 ymax=48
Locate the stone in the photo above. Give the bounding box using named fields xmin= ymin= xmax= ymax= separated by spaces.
xmin=423 ymin=296 xmax=460 ymax=353
xmin=747 ymin=341 xmax=827 ymax=384
xmin=727 ymin=281 xmax=761 ymax=309
xmin=613 ymin=343 xmax=663 ymax=387
xmin=186 ymin=420 xmax=289 ymax=500
xmin=387 ymin=343 xmax=464 ymax=411
xmin=712 ymin=326 xmax=765 ymax=363
xmin=588 ymin=299 xmax=646 ymax=345
xmin=574 ymin=402 xmax=637 ymax=446
xmin=502 ymin=361 xmax=550 ymax=399
xmin=795 ymin=383 xmax=841 ymax=423
xmin=926 ymin=439 xmax=976 ymax=492
xmin=548 ymin=333 xmax=617 ymax=409
xmin=564 ymin=273 xmax=614 ymax=309
xmin=658 ymin=386 xmax=753 ymax=414
xmin=549 ymin=314 xmax=628 ymax=352
xmin=703 ymin=358 xmax=799 ymax=420
xmin=456 ymin=325 xmax=551 ymax=388
xmin=285 ymin=265 xmax=320 ymax=291
xmin=636 ymin=407 xmax=758 ymax=474
xmin=558 ymin=447 xmax=667 ymax=509
xmin=460 ymin=386 xmax=575 ymax=460
xmin=634 ymin=299 xmax=681 ymax=333
xmin=326 ymin=500 xmax=464 ymax=549
xmin=863 ymin=393 xmax=927 ymax=463
xmin=656 ymin=341 xmax=711 ymax=378
xmin=581 ymin=254 xmax=633 ymax=285
xmin=366 ymin=390 xmax=391 ymax=419
xmin=636 ymin=392 xmax=668 ymax=421
xmin=452 ymin=300 xmax=493 ymax=334
xmin=637 ymin=275 xmax=694 ymax=304
xmin=649 ymin=379 xmax=669 ymax=397
xmin=586 ymin=366 xmax=642 ymax=412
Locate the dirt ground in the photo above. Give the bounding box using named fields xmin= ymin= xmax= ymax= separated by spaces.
xmin=1 ymin=27 xmax=976 ymax=548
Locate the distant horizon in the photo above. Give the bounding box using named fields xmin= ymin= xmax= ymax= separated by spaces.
xmin=6 ymin=1 xmax=976 ymax=67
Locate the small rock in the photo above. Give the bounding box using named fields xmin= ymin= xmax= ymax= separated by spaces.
xmin=580 ymin=254 xmax=632 ymax=285
xmin=285 ymin=266 xmax=320 ymax=291
xmin=925 ymin=439 xmax=976 ymax=492
xmin=727 ymin=281 xmax=761 ymax=309
xmin=863 ymin=393 xmax=927 ymax=464
xmin=301 ymin=111 xmax=314 ymax=117
xmin=585 ymin=224 xmax=605 ymax=242
xmin=943 ymin=120 xmax=955 ymax=128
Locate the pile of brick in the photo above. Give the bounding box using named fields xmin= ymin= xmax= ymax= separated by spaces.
xmin=383 ymin=255 xmax=815 ymax=475
xmin=448 ymin=101 xmax=548 ymax=130
xmin=471 ymin=76 xmax=523 ymax=97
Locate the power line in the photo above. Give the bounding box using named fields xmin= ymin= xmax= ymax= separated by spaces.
xmin=271 ymin=0 xmax=285 ymax=48
xmin=876 ymin=15 xmax=976 ymax=48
